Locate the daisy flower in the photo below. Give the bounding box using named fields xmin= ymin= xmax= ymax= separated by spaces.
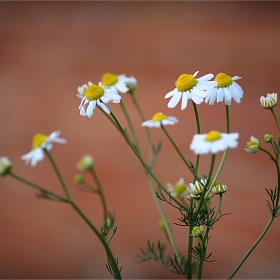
xmin=167 ymin=177 xmax=189 ymax=198
xmin=190 ymin=130 xmax=239 ymax=154
xmin=21 ymin=131 xmax=66 ymax=166
xmin=100 ymin=72 xmax=137 ymax=94
xmin=0 ymin=156 xmax=12 ymax=176
xmin=142 ymin=112 xmax=178 ymax=128
xmin=260 ymin=93 xmax=277 ymax=109
xmin=78 ymin=82 xmax=121 ymax=117
xmin=205 ymin=72 xmax=244 ymax=105
xmin=212 ymin=184 xmax=227 ymax=195
xmin=164 ymin=71 xmax=217 ymax=110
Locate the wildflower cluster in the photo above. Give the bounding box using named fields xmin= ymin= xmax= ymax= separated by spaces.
xmin=1 ymin=69 xmax=279 ymax=280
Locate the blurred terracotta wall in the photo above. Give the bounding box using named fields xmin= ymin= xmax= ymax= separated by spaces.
xmin=0 ymin=2 xmax=280 ymax=279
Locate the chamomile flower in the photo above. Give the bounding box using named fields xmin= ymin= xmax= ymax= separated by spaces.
xmin=190 ymin=130 xmax=239 ymax=154
xmin=167 ymin=177 xmax=189 ymax=198
xmin=0 ymin=156 xmax=12 ymax=176
xmin=188 ymin=179 xmax=207 ymax=199
xmin=205 ymin=72 xmax=244 ymax=105
xmin=164 ymin=71 xmax=217 ymax=110
xmin=260 ymin=93 xmax=277 ymax=109
xmin=141 ymin=112 xmax=178 ymax=128
xmin=101 ymin=72 xmax=137 ymax=94
xmin=21 ymin=131 xmax=66 ymax=166
xmin=78 ymin=82 xmax=121 ymax=117
xmin=245 ymin=136 xmax=259 ymax=154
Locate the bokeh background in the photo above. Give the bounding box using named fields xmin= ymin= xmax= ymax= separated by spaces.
xmin=0 ymin=1 xmax=280 ymax=279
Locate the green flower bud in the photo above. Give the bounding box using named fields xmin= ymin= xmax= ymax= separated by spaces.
xmin=74 ymin=174 xmax=84 ymax=184
xmin=264 ymin=134 xmax=273 ymax=143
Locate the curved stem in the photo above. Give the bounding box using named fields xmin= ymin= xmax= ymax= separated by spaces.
xmin=9 ymin=172 xmax=68 ymax=202
xmin=109 ymin=111 xmax=186 ymax=208
xmin=89 ymin=167 xmax=108 ymax=222
xmin=270 ymin=107 xmax=280 ymax=131
xmin=130 ymin=91 xmax=153 ymax=164
xmin=160 ymin=124 xmax=200 ymax=181
xmin=45 ymin=150 xmax=72 ymax=200
xmin=192 ymin=102 xmax=201 ymax=180
xmin=228 ymin=216 xmax=274 ymax=279
xmin=70 ymin=200 xmax=122 ymax=279
xmin=119 ymin=101 xmax=138 ymax=147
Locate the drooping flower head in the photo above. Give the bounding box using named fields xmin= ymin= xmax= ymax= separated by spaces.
xmin=0 ymin=156 xmax=12 ymax=176
xmin=165 ymin=71 xmax=217 ymax=110
xmin=21 ymin=131 xmax=66 ymax=166
xmin=78 ymin=82 xmax=121 ymax=117
xmin=260 ymin=93 xmax=277 ymax=109
xmin=167 ymin=177 xmax=189 ymax=199
xmin=188 ymin=179 xmax=207 ymax=199
xmin=205 ymin=72 xmax=244 ymax=105
xmin=190 ymin=130 xmax=239 ymax=154
xmin=141 ymin=112 xmax=178 ymax=128
xmin=191 ymin=225 xmax=204 ymax=237
xmin=101 ymin=72 xmax=137 ymax=94
xmin=245 ymin=135 xmax=259 ymax=154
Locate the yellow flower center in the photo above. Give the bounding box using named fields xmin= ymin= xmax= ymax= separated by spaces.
xmin=152 ymin=112 xmax=167 ymax=122
xmin=214 ymin=73 xmax=232 ymax=88
xmin=101 ymin=72 xmax=118 ymax=86
xmin=204 ymin=131 xmax=221 ymax=142
xmin=84 ymin=84 xmax=104 ymax=101
xmin=32 ymin=133 xmax=48 ymax=149
xmin=173 ymin=184 xmax=187 ymax=196
xmin=175 ymin=74 xmax=197 ymax=92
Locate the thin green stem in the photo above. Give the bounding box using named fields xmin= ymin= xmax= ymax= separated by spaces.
xmin=192 ymin=102 xmax=201 ymax=180
xmin=130 ymin=91 xmax=153 ymax=164
xmin=119 ymin=101 xmax=138 ymax=147
xmin=109 ymin=111 xmax=186 ymax=208
xmin=187 ymin=199 xmax=194 ymax=279
xmin=89 ymin=167 xmax=108 ymax=222
xmin=45 ymin=150 xmax=72 ymax=200
xmin=270 ymin=107 xmax=280 ymax=131
xmin=228 ymin=216 xmax=275 ymax=279
xmin=197 ymin=235 xmax=206 ymax=280
xmin=70 ymin=201 xmax=122 ymax=279
xmin=9 ymin=172 xmax=68 ymax=202
xmin=160 ymin=124 xmax=199 ymax=181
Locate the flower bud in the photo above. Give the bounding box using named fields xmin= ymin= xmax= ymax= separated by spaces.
xmin=74 ymin=174 xmax=84 ymax=184
xmin=76 ymin=155 xmax=94 ymax=172
xmin=188 ymin=179 xmax=206 ymax=199
xmin=191 ymin=225 xmax=204 ymax=237
xmin=212 ymin=184 xmax=227 ymax=195
xmin=245 ymin=136 xmax=259 ymax=154
xmin=0 ymin=156 xmax=12 ymax=176
xmin=264 ymin=134 xmax=273 ymax=143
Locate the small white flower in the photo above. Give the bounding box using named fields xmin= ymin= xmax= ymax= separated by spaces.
xmin=212 ymin=184 xmax=227 ymax=195
xmin=0 ymin=156 xmax=12 ymax=176
xmin=165 ymin=71 xmax=217 ymax=110
xmin=78 ymin=82 xmax=121 ymax=117
xmin=190 ymin=131 xmax=239 ymax=154
xmin=260 ymin=93 xmax=277 ymax=109
xmin=101 ymin=72 xmax=137 ymax=94
xmin=76 ymin=155 xmax=94 ymax=172
xmin=142 ymin=112 xmax=178 ymax=128
xmin=167 ymin=177 xmax=189 ymax=198
xmin=205 ymin=72 xmax=244 ymax=105
xmin=21 ymin=131 xmax=66 ymax=166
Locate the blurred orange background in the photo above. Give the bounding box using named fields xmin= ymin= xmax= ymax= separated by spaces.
xmin=0 ymin=2 xmax=280 ymax=279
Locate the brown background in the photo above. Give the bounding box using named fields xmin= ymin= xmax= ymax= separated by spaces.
xmin=0 ymin=1 xmax=280 ymax=279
